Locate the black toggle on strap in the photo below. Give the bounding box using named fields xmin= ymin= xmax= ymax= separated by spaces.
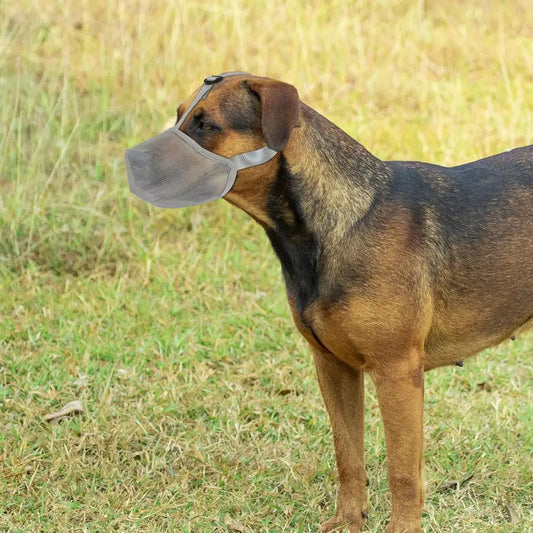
xmin=204 ymin=75 xmax=223 ymax=85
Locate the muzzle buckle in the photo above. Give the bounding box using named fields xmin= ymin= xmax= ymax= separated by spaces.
xmin=204 ymin=75 xmax=223 ymax=85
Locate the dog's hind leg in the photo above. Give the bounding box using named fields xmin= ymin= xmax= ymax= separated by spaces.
xmin=370 ymin=351 xmax=425 ymax=533
xmin=313 ymin=348 xmax=368 ymax=533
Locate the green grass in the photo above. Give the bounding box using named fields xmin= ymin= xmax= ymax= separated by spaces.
xmin=1 ymin=0 xmax=532 ymax=531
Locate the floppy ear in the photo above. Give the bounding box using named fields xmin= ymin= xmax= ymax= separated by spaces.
xmin=246 ymin=78 xmax=301 ymax=151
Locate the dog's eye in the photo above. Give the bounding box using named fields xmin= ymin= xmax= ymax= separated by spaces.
xmin=190 ymin=110 xmax=218 ymax=134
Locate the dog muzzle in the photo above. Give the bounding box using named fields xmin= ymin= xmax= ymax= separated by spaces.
xmin=125 ymin=72 xmax=277 ymax=208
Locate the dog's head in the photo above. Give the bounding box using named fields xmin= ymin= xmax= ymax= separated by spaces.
xmin=176 ymin=74 xmax=301 ymax=156
xmin=126 ymin=73 xmax=301 ymax=210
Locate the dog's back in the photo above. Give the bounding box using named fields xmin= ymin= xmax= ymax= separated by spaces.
xmin=388 ymin=145 xmax=533 ymax=364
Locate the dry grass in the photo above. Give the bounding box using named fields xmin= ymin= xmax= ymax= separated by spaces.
xmin=0 ymin=0 xmax=532 ymax=531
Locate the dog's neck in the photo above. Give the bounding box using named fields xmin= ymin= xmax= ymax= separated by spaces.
xmin=226 ymin=103 xmax=391 ymax=238
xmin=226 ymin=104 xmax=392 ymax=314
xmin=279 ymin=103 xmax=391 ymax=245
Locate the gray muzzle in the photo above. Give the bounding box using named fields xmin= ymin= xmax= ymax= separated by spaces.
xmin=125 ymin=72 xmax=277 ymax=208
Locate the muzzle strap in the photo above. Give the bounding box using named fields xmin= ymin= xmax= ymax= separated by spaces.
xmin=175 ymin=85 xmax=211 ymax=128
xmin=176 ymin=71 xmax=247 ymax=128
xmin=230 ymin=145 xmax=277 ymax=170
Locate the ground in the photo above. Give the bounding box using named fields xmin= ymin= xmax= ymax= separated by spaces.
xmin=0 ymin=1 xmax=531 ymax=531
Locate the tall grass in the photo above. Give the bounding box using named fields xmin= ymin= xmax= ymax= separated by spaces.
xmin=0 ymin=1 xmax=531 ymax=531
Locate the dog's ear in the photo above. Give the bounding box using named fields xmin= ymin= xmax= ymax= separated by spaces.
xmin=245 ymin=78 xmax=301 ymax=151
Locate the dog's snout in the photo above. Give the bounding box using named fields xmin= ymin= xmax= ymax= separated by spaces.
xmin=126 ymin=148 xmax=149 ymax=170
xmin=125 ymin=148 xmax=153 ymax=186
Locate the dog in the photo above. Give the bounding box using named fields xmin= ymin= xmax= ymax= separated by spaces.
xmin=126 ymin=73 xmax=533 ymax=532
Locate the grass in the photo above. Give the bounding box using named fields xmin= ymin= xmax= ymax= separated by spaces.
xmin=0 ymin=0 xmax=532 ymax=531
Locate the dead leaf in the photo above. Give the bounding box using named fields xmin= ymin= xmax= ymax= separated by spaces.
xmin=277 ymin=388 xmax=300 ymax=396
xmin=439 ymin=473 xmax=473 ymax=492
xmin=439 ymin=479 xmax=459 ymax=492
xmin=502 ymin=503 xmax=519 ymax=523
xmin=224 ymin=516 xmax=246 ymax=532
xmin=460 ymin=473 xmax=474 ymax=485
xmin=44 ymin=400 xmax=84 ymax=424
xmin=477 ymin=381 xmax=492 ymax=392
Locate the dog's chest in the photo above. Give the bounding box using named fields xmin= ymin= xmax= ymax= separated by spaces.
xmin=265 ymin=225 xmax=321 ymax=315
xmin=288 ymin=299 xmax=375 ymax=369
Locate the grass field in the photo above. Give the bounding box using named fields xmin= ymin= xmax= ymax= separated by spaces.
xmin=1 ymin=0 xmax=532 ymax=531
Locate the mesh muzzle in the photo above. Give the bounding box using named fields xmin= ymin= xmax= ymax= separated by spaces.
xmin=126 ymin=128 xmax=234 ymax=208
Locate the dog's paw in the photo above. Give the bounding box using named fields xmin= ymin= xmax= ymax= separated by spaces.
xmin=384 ymin=520 xmax=421 ymax=533
xmin=319 ymin=510 xmax=367 ymax=532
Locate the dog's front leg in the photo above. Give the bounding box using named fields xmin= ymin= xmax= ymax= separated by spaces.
xmin=370 ymin=353 xmax=425 ymax=533
xmin=313 ymin=348 xmax=368 ymax=533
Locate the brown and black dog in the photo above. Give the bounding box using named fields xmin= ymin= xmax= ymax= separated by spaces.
xmin=173 ymin=74 xmax=533 ymax=532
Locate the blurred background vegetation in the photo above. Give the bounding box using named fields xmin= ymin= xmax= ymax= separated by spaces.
xmin=0 ymin=1 xmax=531 ymax=531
